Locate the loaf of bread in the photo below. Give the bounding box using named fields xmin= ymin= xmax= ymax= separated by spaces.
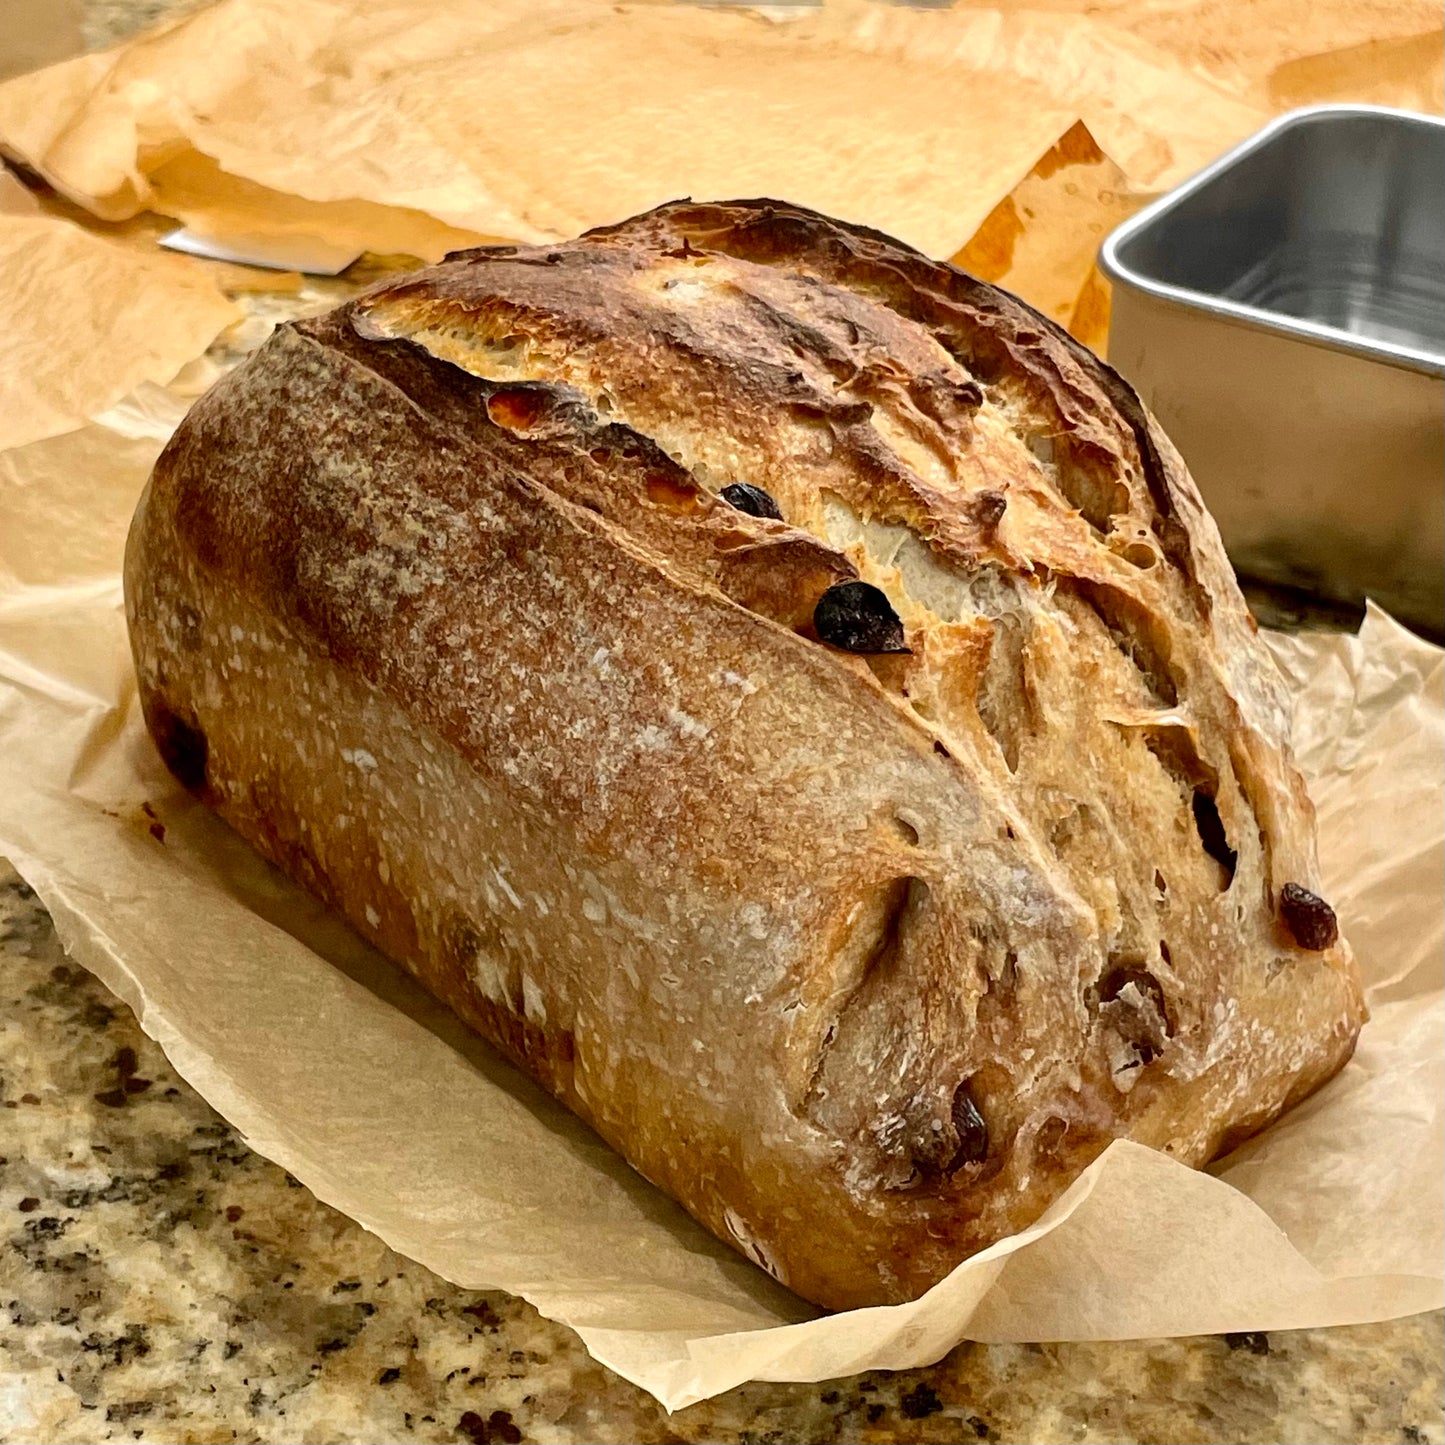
xmin=125 ymin=200 xmax=1365 ymax=1311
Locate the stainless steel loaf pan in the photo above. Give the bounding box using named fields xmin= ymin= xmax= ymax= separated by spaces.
xmin=1101 ymin=105 xmax=1444 ymax=637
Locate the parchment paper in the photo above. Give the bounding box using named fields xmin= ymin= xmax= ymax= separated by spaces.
xmin=0 ymin=209 xmax=238 ymax=451
xmin=7 ymin=0 xmax=1427 ymax=248
xmin=0 ymin=0 xmax=1301 ymax=261
xmin=0 ymin=165 xmax=42 ymax=215
xmin=0 ymin=380 xmax=1439 ymax=1410
xmin=0 ymin=0 xmax=1075 ymax=263
xmin=949 ymin=120 xmax=1148 ymax=355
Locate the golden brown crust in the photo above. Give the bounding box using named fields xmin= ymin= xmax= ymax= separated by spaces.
xmin=124 ymin=199 xmax=1365 ymax=1310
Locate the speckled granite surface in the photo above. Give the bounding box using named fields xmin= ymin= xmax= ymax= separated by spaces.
xmin=3 ymin=864 xmax=1442 ymax=1444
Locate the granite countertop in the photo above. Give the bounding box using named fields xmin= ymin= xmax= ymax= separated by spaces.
xmin=2 ymin=863 xmax=1442 ymax=1445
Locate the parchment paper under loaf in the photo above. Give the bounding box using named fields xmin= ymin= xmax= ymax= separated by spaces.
xmin=0 ymin=385 xmax=1439 ymax=1410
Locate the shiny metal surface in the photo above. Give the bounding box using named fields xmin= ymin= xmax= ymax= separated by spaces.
xmin=1101 ymin=106 xmax=1445 ymax=637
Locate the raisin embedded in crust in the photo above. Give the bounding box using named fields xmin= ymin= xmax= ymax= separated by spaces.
xmin=947 ymin=1081 xmax=989 ymax=1170
xmin=1279 ymin=883 xmax=1339 ymax=951
xmin=720 ymin=482 xmax=784 ymax=521
xmin=814 ymin=581 xmax=909 ymax=654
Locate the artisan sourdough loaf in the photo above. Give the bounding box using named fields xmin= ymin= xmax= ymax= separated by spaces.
xmin=125 ymin=200 xmax=1365 ymax=1310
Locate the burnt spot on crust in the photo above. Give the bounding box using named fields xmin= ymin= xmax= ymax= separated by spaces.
xmin=1279 ymin=884 xmax=1339 ymax=952
xmin=441 ymin=244 xmax=519 ymax=264
xmin=437 ymin=914 xmax=507 ymax=1011
xmin=145 ymin=699 xmax=209 ymax=796
xmin=661 ymin=234 xmax=705 ymax=260
xmin=814 ymin=581 xmax=909 ymax=654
